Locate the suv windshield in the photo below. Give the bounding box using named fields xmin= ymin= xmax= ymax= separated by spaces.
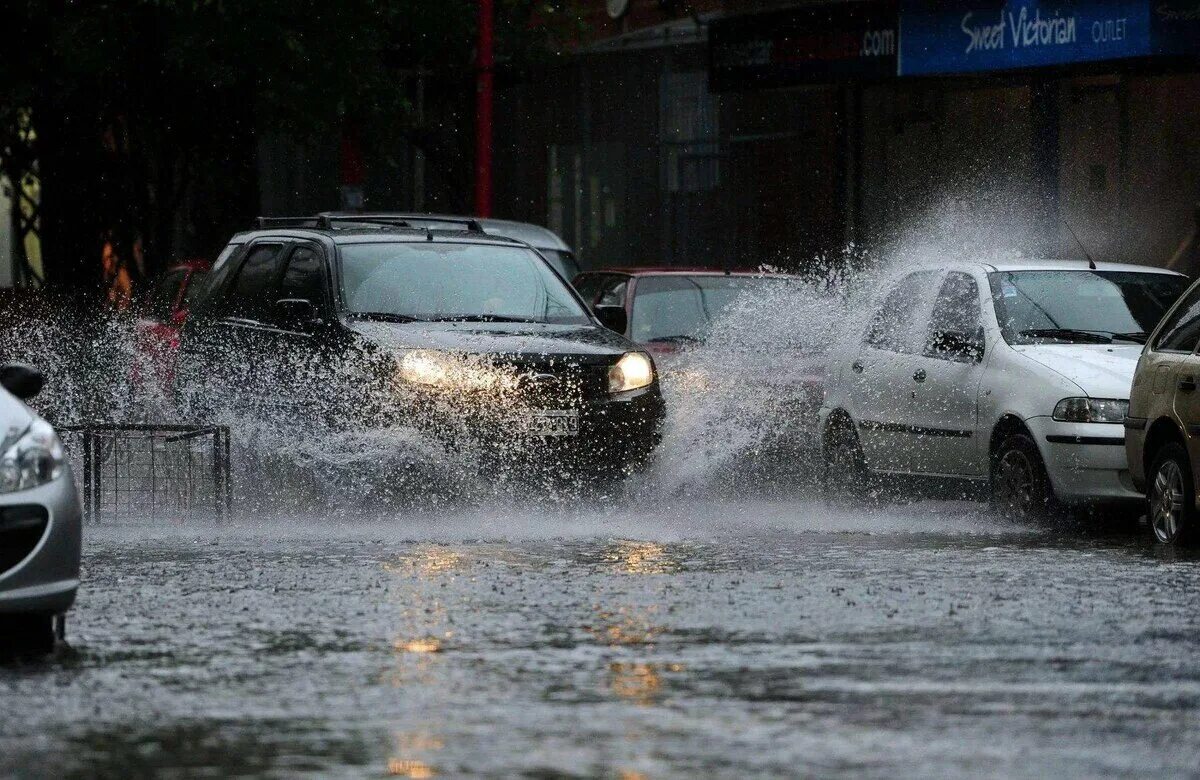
xmin=989 ymin=270 xmax=1188 ymax=345
xmin=339 ymin=242 xmax=591 ymax=325
xmin=631 ymin=275 xmax=788 ymax=344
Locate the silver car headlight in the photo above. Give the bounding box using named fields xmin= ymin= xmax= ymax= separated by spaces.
xmin=608 ymin=352 xmax=655 ymax=393
xmin=0 ymin=419 xmax=65 ymax=493
xmin=1052 ymin=397 xmax=1129 ymax=424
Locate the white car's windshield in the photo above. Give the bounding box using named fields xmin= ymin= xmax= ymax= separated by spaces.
xmin=339 ymin=242 xmax=590 ymax=325
xmin=988 ymin=270 xmax=1188 ymax=345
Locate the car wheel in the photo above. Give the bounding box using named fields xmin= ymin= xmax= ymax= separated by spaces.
xmin=991 ymin=433 xmax=1055 ymax=520
xmin=0 ymin=613 xmax=55 ymax=657
xmin=1147 ymin=442 xmax=1195 ymax=545
xmin=824 ymin=419 xmax=868 ymax=500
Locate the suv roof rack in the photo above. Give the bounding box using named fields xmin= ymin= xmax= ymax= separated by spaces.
xmin=253 ymin=215 xmax=417 ymax=231
xmin=315 ymin=212 xmax=487 ymax=234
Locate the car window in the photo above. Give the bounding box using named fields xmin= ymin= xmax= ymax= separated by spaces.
xmin=1154 ymin=281 xmax=1200 ymax=353
xmin=181 ymin=270 xmax=209 ymax=309
xmin=279 ymin=245 xmax=326 ymax=306
xmin=223 ymin=243 xmax=285 ymax=320
xmin=629 ymin=275 xmax=787 ymax=344
xmin=864 ymin=271 xmax=940 ymax=354
xmin=573 ymin=274 xmax=603 ymax=306
xmin=989 ymin=270 xmax=1189 ymax=345
xmin=148 ymin=269 xmax=187 ymax=321
xmin=598 ymin=276 xmax=628 ymax=307
xmin=542 ymin=250 xmax=581 ymax=281
xmin=924 ymin=272 xmax=982 ymax=358
xmin=339 ymin=242 xmax=590 ymax=325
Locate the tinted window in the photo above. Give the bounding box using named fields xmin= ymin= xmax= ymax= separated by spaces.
xmin=190 ymin=243 xmax=242 ymax=316
xmin=279 ymin=246 xmax=326 ymax=305
xmin=924 ymin=272 xmax=982 ymax=358
xmin=988 ymin=270 xmax=1188 ymax=345
xmin=181 ymin=271 xmax=209 ymax=308
xmin=224 ymin=244 xmax=284 ymax=319
xmin=148 ymin=270 xmax=187 ymax=321
xmin=574 ymin=274 xmax=604 ymax=306
xmin=864 ymin=271 xmax=940 ymax=354
xmin=339 ymin=242 xmax=590 ymax=324
xmin=1154 ymin=281 xmax=1200 ymax=353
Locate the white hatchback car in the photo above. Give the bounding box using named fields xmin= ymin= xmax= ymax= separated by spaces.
xmin=820 ymin=260 xmax=1189 ymax=517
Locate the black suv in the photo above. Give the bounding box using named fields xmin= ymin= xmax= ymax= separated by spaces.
xmin=175 ymin=215 xmax=664 ymax=481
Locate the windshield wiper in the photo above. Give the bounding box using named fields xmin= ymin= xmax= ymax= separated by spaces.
xmin=1111 ymin=331 xmax=1149 ymax=344
xmin=427 ymin=315 xmax=537 ymax=323
xmin=1020 ymin=328 xmax=1113 ymax=344
xmin=645 ymin=334 xmax=701 ymax=344
xmin=352 ymin=312 xmax=424 ymax=323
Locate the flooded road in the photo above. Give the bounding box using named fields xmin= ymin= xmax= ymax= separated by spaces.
xmin=3 ymin=498 xmax=1200 ymax=778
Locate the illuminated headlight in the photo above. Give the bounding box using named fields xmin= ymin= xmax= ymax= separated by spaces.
xmin=608 ymin=352 xmax=655 ymax=393
xmin=0 ymin=419 xmax=64 ymax=493
xmin=398 ymin=350 xmax=452 ymax=387
xmin=396 ymin=350 xmax=518 ymax=393
xmin=1052 ymin=397 xmax=1128 ymax=424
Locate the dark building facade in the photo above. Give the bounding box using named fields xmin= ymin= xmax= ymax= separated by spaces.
xmin=492 ymin=0 xmax=1200 ymax=273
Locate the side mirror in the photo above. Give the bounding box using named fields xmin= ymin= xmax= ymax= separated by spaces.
xmin=275 ymin=298 xmax=321 ymax=328
xmin=594 ymin=304 xmax=628 ymax=334
xmin=0 ymin=363 xmax=44 ymax=400
xmin=931 ymin=329 xmax=985 ymax=363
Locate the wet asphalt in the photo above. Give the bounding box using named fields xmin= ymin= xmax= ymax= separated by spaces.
xmin=2 ymin=498 xmax=1200 ymax=779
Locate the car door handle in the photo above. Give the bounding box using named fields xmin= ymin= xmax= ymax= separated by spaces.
xmin=913 ymin=368 xmax=927 ymax=383
xmin=851 ymin=361 xmax=864 ymax=374
xmin=1180 ymin=376 xmax=1197 ymax=393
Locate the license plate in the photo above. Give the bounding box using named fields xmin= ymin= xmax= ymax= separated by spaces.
xmin=528 ymin=410 xmax=580 ymax=437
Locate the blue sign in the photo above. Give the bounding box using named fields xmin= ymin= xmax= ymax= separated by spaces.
xmin=900 ymin=0 xmax=1200 ymax=76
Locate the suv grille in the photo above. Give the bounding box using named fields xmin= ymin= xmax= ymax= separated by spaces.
xmin=0 ymin=505 xmax=49 ymax=576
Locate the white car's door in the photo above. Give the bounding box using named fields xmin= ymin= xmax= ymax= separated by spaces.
xmin=907 ymin=270 xmax=989 ymax=476
xmin=847 ymin=271 xmax=940 ymax=472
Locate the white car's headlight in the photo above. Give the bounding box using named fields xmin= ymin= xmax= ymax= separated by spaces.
xmin=608 ymin=352 xmax=655 ymax=393
xmin=1052 ymin=397 xmax=1129 ymax=424
xmin=0 ymin=419 xmax=64 ymax=493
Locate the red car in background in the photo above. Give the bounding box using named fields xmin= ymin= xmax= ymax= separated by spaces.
xmin=132 ymin=259 xmax=211 ymax=392
xmin=573 ymin=267 xmax=828 ymax=458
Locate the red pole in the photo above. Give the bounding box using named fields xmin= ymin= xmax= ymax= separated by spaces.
xmin=474 ymin=0 xmax=494 ymax=217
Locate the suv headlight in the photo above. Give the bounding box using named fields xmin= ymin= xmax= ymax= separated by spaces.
xmin=0 ymin=419 xmax=64 ymax=493
xmin=1052 ymin=397 xmax=1128 ymax=424
xmin=608 ymin=352 xmax=655 ymax=393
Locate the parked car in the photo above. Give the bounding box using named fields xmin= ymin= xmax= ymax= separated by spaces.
xmin=175 ymin=215 xmax=664 ymax=481
xmin=1125 ymin=275 xmax=1200 ymax=543
xmin=316 ymin=212 xmax=580 ymax=281
xmin=132 ymin=259 xmax=211 ymax=392
xmin=820 ymin=260 xmax=1189 ymax=518
xmin=0 ymin=363 xmax=81 ymax=655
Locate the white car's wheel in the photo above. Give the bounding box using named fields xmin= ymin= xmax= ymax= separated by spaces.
xmin=991 ymin=433 xmax=1055 ymax=520
xmin=823 ymin=419 xmax=868 ymax=500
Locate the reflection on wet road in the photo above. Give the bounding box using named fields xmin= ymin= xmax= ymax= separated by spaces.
xmin=3 ymin=499 xmax=1200 ymax=777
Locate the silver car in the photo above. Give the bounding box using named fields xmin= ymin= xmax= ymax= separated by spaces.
xmin=0 ymin=364 xmax=81 ymax=654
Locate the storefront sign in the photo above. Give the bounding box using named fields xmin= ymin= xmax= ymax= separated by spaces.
xmin=900 ymin=0 xmax=1200 ymax=76
xmin=709 ymin=2 xmax=898 ymax=90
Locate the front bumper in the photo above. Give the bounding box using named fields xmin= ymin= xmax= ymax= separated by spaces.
xmin=0 ymin=467 xmax=83 ymax=615
xmin=1025 ymin=417 xmax=1139 ymax=504
xmin=410 ymin=383 xmax=666 ymax=474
